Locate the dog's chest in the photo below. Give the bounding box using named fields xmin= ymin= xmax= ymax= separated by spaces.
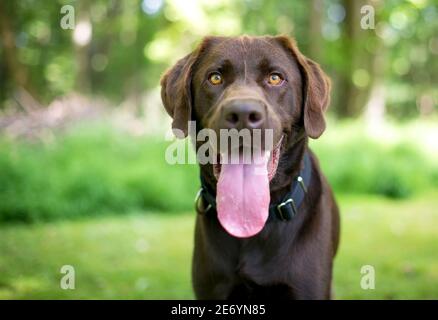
xmin=235 ymin=240 xmax=291 ymax=284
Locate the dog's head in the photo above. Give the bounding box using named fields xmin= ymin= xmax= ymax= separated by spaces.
xmin=160 ymin=35 xmax=331 ymax=237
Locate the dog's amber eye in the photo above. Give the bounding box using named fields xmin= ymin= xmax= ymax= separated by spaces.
xmin=209 ymin=72 xmax=223 ymax=85
xmin=268 ymin=73 xmax=283 ymax=86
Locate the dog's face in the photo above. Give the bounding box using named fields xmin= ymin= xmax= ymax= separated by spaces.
xmin=161 ymin=35 xmax=330 ymax=152
xmin=161 ymin=36 xmax=331 ymax=237
xmin=192 ymin=36 xmax=299 ymax=149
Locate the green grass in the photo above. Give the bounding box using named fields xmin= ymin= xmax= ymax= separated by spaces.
xmin=0 ymin=119 xmax=437 ymax=298
xmin=0 ymin=213 xmax=194 ymax=299
xmin=334 ymin=192 xmax=438 ymax=299
xmin=0 ymin=192 xmax=437 ymax=299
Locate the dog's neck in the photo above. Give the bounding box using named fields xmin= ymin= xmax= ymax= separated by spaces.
xmin=269 ymin=134 xmax=308 ymax=204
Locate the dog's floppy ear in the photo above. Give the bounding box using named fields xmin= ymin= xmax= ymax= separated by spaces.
xmin=160 ymin=52 xmax=196 ymax=137
xmin=160 ymin=39 xmax=211 ymax=138
xmin=275 ymin=36 xmax=331 ymax=139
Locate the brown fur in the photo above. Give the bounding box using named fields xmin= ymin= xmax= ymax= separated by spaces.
xmin=161 ymin=35 xmax=340 ymax=300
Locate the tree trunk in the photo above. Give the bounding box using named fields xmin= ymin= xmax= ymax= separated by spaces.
xmin=364 ymin=41 xmax=387 ymax=125
xmin=74 ymin=1 xmax=92 ymax=94
xmin=308 ymin=0 xmax=323 ymax=61
xmin=336 ymin=0 xmax=373 ymax=118
xmin=0 ymin=1 xmax=39 ymax=108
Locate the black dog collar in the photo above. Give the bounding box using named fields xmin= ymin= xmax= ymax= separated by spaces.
xmin=195 ymin=152 xmax=312 ymax=222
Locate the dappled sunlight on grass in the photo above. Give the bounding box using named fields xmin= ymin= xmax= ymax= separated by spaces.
xmin=334 ymin=191 xmax=438 ymax=299
xmin=0 ymin=213 xmax=195 ymax=299
xmin=0 ymin=192 xmax=437 ymax=299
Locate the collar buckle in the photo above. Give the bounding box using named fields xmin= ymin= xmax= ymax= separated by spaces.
xmin=276 ymin=198 xmax=298 ymax=221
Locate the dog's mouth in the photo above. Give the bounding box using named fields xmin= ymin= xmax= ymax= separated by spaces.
xmin=213 ymin=136 xmax=283 ymax=181
xmin=213 ymin=136 xmax=284 ymax=238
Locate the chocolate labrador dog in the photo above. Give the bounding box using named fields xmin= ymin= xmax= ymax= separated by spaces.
xmin=160 ymin=35 xmax=340 ymax=300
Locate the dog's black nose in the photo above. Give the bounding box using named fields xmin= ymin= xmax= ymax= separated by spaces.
xmin=221 ymin=99 xmax=266 ymax=130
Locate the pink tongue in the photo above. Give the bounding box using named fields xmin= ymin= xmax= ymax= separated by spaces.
xmin=217 ymin=152 xmax=270 ymax=238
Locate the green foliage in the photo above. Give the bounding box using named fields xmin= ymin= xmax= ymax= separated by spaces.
xmin=1 ymin=0 xmax=437 ymax=119
xmin=0 ymin=123 xmax=199 ymax=223
xmin=0 ymin=120 xmax=437 ymax=223
xmin=314 ymin=139 xmax=437 ymax=199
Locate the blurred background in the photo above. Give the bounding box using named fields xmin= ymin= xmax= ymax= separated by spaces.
xmin=0 ymin=0 xmax=437 ymax=299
